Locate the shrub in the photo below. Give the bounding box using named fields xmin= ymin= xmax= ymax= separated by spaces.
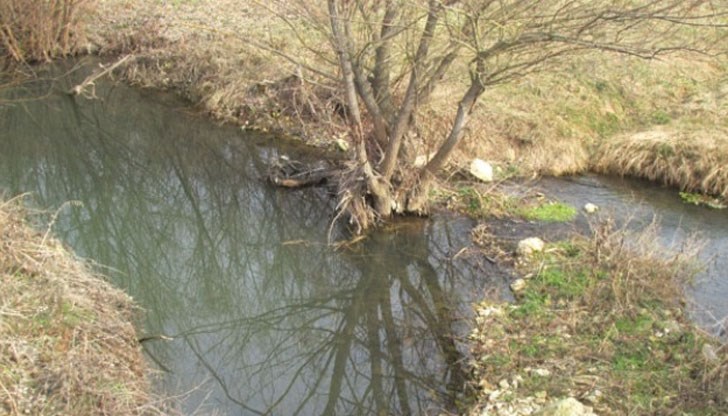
xmin=0 ymin=0 xmax=96 ymax=64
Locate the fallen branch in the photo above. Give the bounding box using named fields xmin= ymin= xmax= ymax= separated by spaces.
xmin=68 ymin=54 xmax=135 ymax=97
xmin=269 ymin=167 xmax=339 ymax=188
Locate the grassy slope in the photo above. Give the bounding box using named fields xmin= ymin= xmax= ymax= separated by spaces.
xmin=467 ymin=222 xmax=728 ymax=415
xmin=90 ymin=0 xmax=727 ymax=199
xmin=0 ymin=197 xmax=159 ymax=415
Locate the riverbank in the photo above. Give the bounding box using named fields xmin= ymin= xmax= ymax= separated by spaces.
xmin=3 ymin=2 xmax=727 ymax=414
xmin=465 ymin=219 xmax=728 ymax=415
xmin=85 ymin=0 xmax=728 ymax=202
xmin=0 ymin=196 xmax=161 ymax=415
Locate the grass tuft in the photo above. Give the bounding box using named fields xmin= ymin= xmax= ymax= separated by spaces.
xmin=679 ymin=191 xmax=727 ymax=209
xmin=592 ymin=127 xmax=728 ymax=201
xmin=443 ymin=185 xmax=577 ymax=223
xmin=519 ymin=201 xmax=577 ymax=223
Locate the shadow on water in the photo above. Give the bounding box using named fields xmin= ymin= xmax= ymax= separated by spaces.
xmin=0 ymin=63 xmax=508 ymax=414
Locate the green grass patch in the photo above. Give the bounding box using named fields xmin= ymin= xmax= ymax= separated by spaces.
xmin=614 ymin=313 xmax=654 ymax=336
xmin=540 ymin=267 xmax=589 ymax=298
xmin=651 ymin=110 xmax=672 ymax=125
xmin=679 ymin=191 xmax=727 ymax=209
xmin=519 ymin=201 xmax=577 ymax=222
xmin=510 ymin=290 xmax=550 ymax=319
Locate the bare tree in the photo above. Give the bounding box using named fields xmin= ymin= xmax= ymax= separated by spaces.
xmin=268 ymin=0 xmax=727 ymax=233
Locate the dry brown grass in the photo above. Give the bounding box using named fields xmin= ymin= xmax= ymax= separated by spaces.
xmin=592 ymin=127 xmax=728 ymax=200
xmin=89 ymin=0 xmax=345 ymax=147
xmin=454 ymin=54 xmax=727 ymax=177
xmin=88 ymin=1 xmax=727 ymax=187
xmin=0 ymin=196 xmax=164 ymax=415
xmin=0 ymin=0 xmax=96 ymax=64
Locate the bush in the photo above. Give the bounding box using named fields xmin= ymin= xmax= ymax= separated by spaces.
xmin=0 ymin=0 xmax=95 ymax=64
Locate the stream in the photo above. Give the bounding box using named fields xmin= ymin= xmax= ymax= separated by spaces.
xmin=1 ymin=62 xmax=725 ymax=415
xmin=1 ymin=65 xmax=504 ymax=415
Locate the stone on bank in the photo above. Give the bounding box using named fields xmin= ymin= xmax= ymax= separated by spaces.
xmin=517 ymin=237 xmax=545 ymax=257
xmin=534 ymin=398 xmax=597 ymax=416
xmin=470 ymin=159 xmax=495 ymax=182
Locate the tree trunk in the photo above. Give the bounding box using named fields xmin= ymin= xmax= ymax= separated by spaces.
xmin=328 ymin=0 xmax=393 ymax=223
xmin=380 ymin=0 xmax=443 ymax=182
xmin=406 ymin=69 xmax=486 ymax=213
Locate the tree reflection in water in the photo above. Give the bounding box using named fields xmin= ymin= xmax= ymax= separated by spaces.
xmin=0 ymin=67 xmax=508 ymax=415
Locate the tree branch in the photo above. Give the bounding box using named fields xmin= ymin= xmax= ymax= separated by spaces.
xmin=381 ymin=0 xmax=444 ymax=181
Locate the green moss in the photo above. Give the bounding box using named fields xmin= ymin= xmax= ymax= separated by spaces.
xmin=519 ymin=201 xmax=577 ymax=222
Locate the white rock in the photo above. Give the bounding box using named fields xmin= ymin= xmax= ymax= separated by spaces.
xmin=470 ymin=159 xmax=494 ymax=182
xmin=517 ymin=237 xmax=545 ymax=257
xmin=531 ymin=368 xmax=551 ymax=377
xmin=478 ymin=305 xmax=505 ymax=318
xmin=510 ymin=278 xmax=527 ymax=292
xmin=534 ymin=398 xmax=597 ymax=416
xmin=583 ymin=203 xmax=599 ymax=213
xmin=583 ymin=389 xmax=602 ymax=405
xmin=663 ymin=320 xmax=680 ymax=334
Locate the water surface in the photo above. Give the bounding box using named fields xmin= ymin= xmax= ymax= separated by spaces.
xmin=0 ymin=65 xmax=504 ymax=415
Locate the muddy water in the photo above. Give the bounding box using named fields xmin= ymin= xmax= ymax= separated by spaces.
xmin=0 ymin=65 xmax=506 ymax=415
